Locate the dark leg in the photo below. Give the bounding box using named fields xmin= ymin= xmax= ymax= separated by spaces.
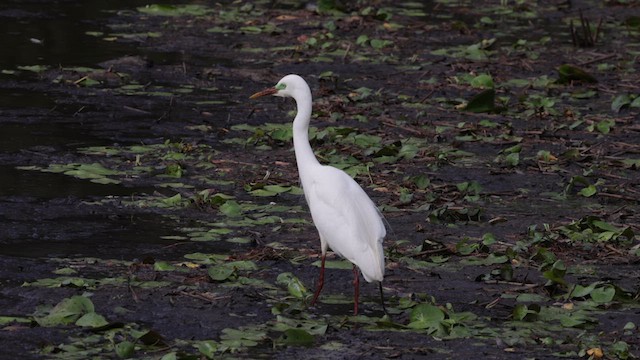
xmin=379 ymin=282 xmax=388 ymax=315
xmin=352 ymin=265 xmax=360 ymax=315
xmin=310 ymin=254 xmax=326 ymax=306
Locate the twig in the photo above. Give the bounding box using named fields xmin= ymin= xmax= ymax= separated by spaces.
xmin=578 ymin=53 xmax=616 ymax=66
xmin=128 ymin=283 xmax=140 ymax=303
xmin=605 ymin=244 xmax=626 ymax=256
xmin=123 ymin=105 xmax=152 ymax=115
xmin=381 ymin=119 xmax=425 ymax=135
xmin=177 ymin=290 xmax=230 ymax=303
xmin=342 ymin=43 xmax=351 ymax=63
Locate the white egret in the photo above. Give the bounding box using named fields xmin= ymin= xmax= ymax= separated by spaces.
xmin=250 ymin=74 xmax=386 ymax=315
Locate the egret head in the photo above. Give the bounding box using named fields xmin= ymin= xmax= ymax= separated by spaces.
xmin=250 ymin=74 xmax=309 ymax=101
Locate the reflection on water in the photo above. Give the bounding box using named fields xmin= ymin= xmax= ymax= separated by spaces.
xmin=0 ymin=0 xmax=192 ymax=258
xmin=0 ymin=211 xmax=184 ymax=259
xmin=0 ymin=165 xmax=143 ymax=198
xmin=0 ymin=0 xmax=154 ymax=68
xmin=0 ymin=88 xmax=53 ymax=108
xmin=0 ymin=123 xmax=106 ymax=153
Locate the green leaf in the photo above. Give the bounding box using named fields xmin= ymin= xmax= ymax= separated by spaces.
xmin=17 ymin=65 xmax=48 ymax=73
xmin=559 ymin=313 xmax=594 ymax=328
xmin=35 ymin=295 xmax=95 ymax=327
xmin=505 ymin=152 xmax=520 ymax=167
xmin=274 ymin=316 xmax=328 ymax=336
xmin=276 ymin=272 xmax=307 ymax=298
xmin=569 ymin=283 xmax=596 ymax=298
xmin=160 ymin=353 xmax=178 ymax=360
xmin=0 ymin=316 xmax=31 ymax=325
xmin=226 ymin=260 xmax=257 ymax=271
xmin=312 ymin=259 xmax=353 ymax=270
xmin=197 ymin=340 xmax=218 ymax=359
xmin=464 ymin=89 xmax=495 ymax=113
xmin=115 ymin=340 xmax=135 ymax=358
xmin=579 ymin=185 xmax=597 ymax=197
xmin=469 ymin=74 xmax=494 ymax=89
xmin=75 ymin=312 xmax=108 ymax=327
xmin=207 ymin=265 xmax=235 ymax=281
xmin=590 ymin=285 xmax=615 ymax=303
xmin=481 ymin=233 xmax=496 ymax=246
xmin=220 ymin=200 xmax=242 ymax=217
xmin=279 ymin=328 xmax=314 ymax=346
xmin=410 ymin=304 xmax=444 ymax=322
xmin=356 ymin=35 xmax=369 ymax=45
xmin=557 ymin=64 xmax=597 ymax=83
xmin=153 ymin=261 xmax=176 ymax=271
xmin=370 ymin=39 xmax=393 ymax=49
xmin=137 ymin=4 xmax=210 ymax=16
xmin=542 ymin=260 xmax=567 ymax=285
xmin=512 ymin=304 xmax=539 ymax=321
xmin=612 ymin=94 xmax=631 ymax=113
xmin=595 ymin=119 xmax=614 ymax=134
xmin=412 ymin=175 xmax=430 ymax=190
xmin=162 ymin=193 xmax=184 ymax=207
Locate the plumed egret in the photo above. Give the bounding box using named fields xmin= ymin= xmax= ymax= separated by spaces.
xmin=250 ymin=74 xmax=386 ymax=315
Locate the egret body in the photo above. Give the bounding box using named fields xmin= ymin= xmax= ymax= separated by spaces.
xmin=250 ymin=74 xmax=386 ymax=315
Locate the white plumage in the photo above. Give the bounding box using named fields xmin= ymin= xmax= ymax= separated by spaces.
xmin=250 ymin=74 xmax=386 ymax=314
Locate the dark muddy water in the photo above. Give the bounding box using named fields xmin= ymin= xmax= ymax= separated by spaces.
xmin=0 ymin=0 xmax=141 ymax=67
xmin=0 ymin=0 xmax=188 ymax=259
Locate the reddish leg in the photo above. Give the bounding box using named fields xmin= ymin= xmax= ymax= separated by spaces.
xmin=310 ymin=254 xmax=326 ymax=306
xmin=352 ymin=265 xmax=360 ymax=315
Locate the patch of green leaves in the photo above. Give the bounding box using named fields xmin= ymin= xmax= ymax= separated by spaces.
xmin=558 ymin=216 xmax=635 ymax=243
xmin=431 ymin=38 xmax=496 ymax=61
xmin=276 ymin=272 xmax=308 ymax=299
xmin=17 ymin=163 xmax=122 ymax=184
xmin=611 ymin=93 xmax=640 ymax=113
xmin=137 ymin=4 xmax=212 ymax=16
xmin=34 ymin=296 xmax=107 ymax=328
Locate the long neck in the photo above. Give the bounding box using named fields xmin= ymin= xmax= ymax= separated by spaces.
xmin=292 ymin=88 xmax=320 ymax=174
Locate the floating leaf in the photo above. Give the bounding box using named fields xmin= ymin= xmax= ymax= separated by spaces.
xmin=35 ymin=295 xmax=95 ymax=327
xmin=557 ymin=64 xmax=597 ymax=83
xmin=75 ymin=312 xmax=108 ymax=328
xmin=464 ymin=89 xmax=495 ymax=113
xmin=469 ymin=74 xmax=494 ymax=89
xmin=611 ymin=94 xmax=631 ymax=113
xmin=207 ymin=265 xmax=235 ymax=281
xmin=513 ymin=304 xmax=539 ymax=321
xmin=276 ymin=272 xmax=307 ymax=298
xmin=595 ymin=119 xmax=614 ymax=134
xmin=0 ymin=316 xmax=31 ymax=325
xmin=137 ymin=4 xmax=211 ymax=16
xmin=220 ymin=200 xmax=242 ymax=217
xmin=311 ymin=259 xmax=353 ymax=270
xmin=279 ymin=328 xmax=314 ymax=346
xmin=370 ymin=39 xmax=393 ymax=49
xmin=153 ymin=261 xmax=176 ymax=271
xmin=197 ymin=340 xmax=218 ymax=358
xmin=569 ymin=283 xmax=596 ymax=298
xmin=579 ymin=184 xmax=597 ymax=197
xmin=408 ymin=304 xmax=446 ymax=330
xmin=542 ymin=260 xmax=567 ymax=285
xmin=115 ymin=340 xmax=135 ymax=358
xmin=590 ymin=285 xmax=615 ymax=303
xmin=17 ymin=65 xmax=48 ymax=73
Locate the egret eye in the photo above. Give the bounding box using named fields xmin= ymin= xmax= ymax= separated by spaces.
xmin=275 ymin=83 xmax=286 ymax=90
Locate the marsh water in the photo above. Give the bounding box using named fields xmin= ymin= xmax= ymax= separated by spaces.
xmin=1 ymin=0 xmax=639 ymax=359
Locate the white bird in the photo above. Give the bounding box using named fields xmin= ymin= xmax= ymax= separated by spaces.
xmin=250 ymin=74 xmax=386 ymax=315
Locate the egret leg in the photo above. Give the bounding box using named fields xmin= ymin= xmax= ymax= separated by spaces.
xmin=379 ymin=282 xmax=388 ymax=315
xmin=310 ymin=254 xmax=326 ymax=306
xmin=352 ymin=265 xmax=360 ymax=315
